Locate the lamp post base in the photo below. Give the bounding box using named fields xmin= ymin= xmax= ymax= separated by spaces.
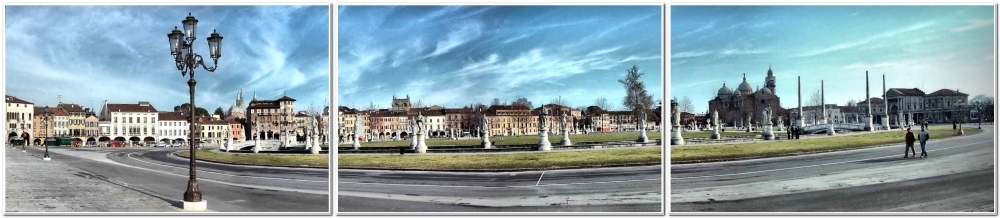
xmin=182 ymin=200 xmax=208 ymax=211
xmin=43 ymin=157 xmax=51 ymax=161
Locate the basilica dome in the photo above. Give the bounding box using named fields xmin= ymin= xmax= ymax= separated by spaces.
xmin=738 ymin=74 xmax=753 ymax=94
xmin=717 ymin=82 xmax=732 ymax=96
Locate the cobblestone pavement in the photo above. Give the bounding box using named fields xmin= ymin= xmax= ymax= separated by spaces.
xmin=5 ymin=147 xmax=182 ymax=212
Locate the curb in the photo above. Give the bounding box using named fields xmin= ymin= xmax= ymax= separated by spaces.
xmin=337 ymin=162 xmax=663 ymax=172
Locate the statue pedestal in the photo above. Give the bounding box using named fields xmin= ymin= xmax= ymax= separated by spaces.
xmin=409 ymin=135 xmax=417 ymax=149
xmin=311 ymin=136 xmax=320 ymax=155
xmin=562 ymin=129 xmax=573 ymax=145
xmin=416 ymin=133 xmax=427 ymax=153
xmin=762 ymin=124 xmax=774 ymax=140
xmin=671 ymin=125 xmax=685 ymax=145
xmin=482 ymin=134 xmax=492 ymax=149
xmin=253 ymin=140 xmax=261 ymax=154
xmin=352 ymin=137 xmax=361 ymax=150
xmin=827 ymin=124 xmax=836 ymax=136
xmin=538 ymin=129 xmax=551 ymax=151
xmin=710 ymin=126 xmax=720 ymax=139
xmin=636 ymin=128 xmax=648 ymax=143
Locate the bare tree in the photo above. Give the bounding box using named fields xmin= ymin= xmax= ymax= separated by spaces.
xmin=846 ymin=99 xmax=857 ymax=108
xmin=491 ymin=98 xmax=503 ymax=106
xmin=679 ymin=96 xmax=694 ymax=113
xmin=971 ymin=94 xmax=994 ymax=105
xmin=512 ymin=96 xmax=533 ymax=109
xmin=363 ymin=101 xmax=379 ymax=111
xmin=594 ymin=96 xmax=612 ymax=111
xmin=550 ymin=95 xmax=569 ymax=107
xmin=618 ymin=65 xmax=655 ymax=122
xmin=411 ymin=99 xmax=426 ymax=108
xmin=807 ymin=89 xmax=822 ymax=107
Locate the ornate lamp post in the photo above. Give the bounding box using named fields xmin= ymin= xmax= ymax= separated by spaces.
xmin=43 ymin=106 xmax=51 ymax=160
xmin=977 ymin=104 xmax=983 ymax=129
xmin=167 ymin=12 xmax=222 ymax=211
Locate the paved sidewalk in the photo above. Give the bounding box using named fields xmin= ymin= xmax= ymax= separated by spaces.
xmin=5 ymin=147 xmax=181 ymax=212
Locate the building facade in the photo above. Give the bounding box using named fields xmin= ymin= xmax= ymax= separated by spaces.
xmin=246 ymin=93 xmax=296 ymax=141
xmin=158 ymin=112 xmax=189 ymax=145
xmin=6 ymin=95 xmax=34 ymax=144
xmin=99 ymin=101 xmax=159 ymax=146
xmin=708 ymin=68 xmax=784 ymax=127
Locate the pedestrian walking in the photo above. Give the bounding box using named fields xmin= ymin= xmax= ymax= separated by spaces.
xmin=904 ymin=127 xmax=916 ymax=158
xmin=918 ymin=125 xmax=930 ymax=158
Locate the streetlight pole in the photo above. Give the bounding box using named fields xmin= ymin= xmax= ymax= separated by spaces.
xmin=43 ymin=106 xmax=51 ymax=160
xmin=978 ymin=104 xmax=982 ymax=129
xmin=168 ymin=12 xmax=222 ymax=211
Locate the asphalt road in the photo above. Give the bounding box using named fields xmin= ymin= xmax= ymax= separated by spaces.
xmin=338 ymin=165 xmax=664 ymax=212
xmin=19 ymin=147 xmax=330 ymax=212
xmin=672 ymin=126 xmax=995 ymax=212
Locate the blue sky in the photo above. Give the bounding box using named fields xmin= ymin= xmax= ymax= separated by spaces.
xmin=337 ymin=6 xmax=663 ymax=110
xmin=5 ymin=5 xmax=330 ymax=112
xmin=672 ymin=6 xmax=994 ymax=113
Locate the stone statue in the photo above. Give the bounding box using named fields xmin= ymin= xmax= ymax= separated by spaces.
xmin=538 ymin=109 xmax=547 ymax=131
xmin=560 ymin=112 xmax=568 ymax=131
xmin=670 ymin=101 xmax=684 ymax=145
xmin=638 ymin=111 xmax=646 ymax=130
xmin=482 ymin=114 xmax=490 ymax=134
xmin=762 ymin=107 xmax=772 ymax=125
xmin=416 ymin=112 xmax=425 ymax=134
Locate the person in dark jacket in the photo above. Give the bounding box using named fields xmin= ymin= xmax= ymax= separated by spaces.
xmin=904 ymin=127 xmax=916 ymax=158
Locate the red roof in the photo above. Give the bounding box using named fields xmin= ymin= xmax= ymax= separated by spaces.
xmin=106 ymin=103 xmax=158 ymax=113
xmin=926 ymin=89 xmax=968 ymax=97
xmin=892 ymin=88 xmax=925 ymax=96
xmin=58 ymin=103 xmax=86 ymax=113
xmin=859 ymin=97 xmax=885 ymax=104
xmin=276 ymin=96 xmax=297 ymax=102
xmin=158 ymin=112 xmax=188 ymax=121
xmin=5 ymin=95 xmax=32 ymax=104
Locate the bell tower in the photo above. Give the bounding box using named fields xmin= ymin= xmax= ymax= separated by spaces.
xmin=765 ymin=65 xmax=776 ymax=94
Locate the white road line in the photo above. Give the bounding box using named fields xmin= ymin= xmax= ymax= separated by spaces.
xmin=340 ymin=178 xmax=661 ymax=189
xmin=536 ymin=171 xmax=545 ymax=186
xmin=91 ymin=152 xmax=328 ymax=195
xmin=126 ymin=152 xmax=326 ymax=183
xmin=672 ymin=140 xmax=991 ymax=180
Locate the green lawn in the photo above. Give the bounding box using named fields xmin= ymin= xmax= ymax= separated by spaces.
xmin=339 ymin=147 xmax=662 ymax=171
xmin=671 ymin=127 xmax=980 ymax=164
xmin=339 ymin=131 xmax=663 ymax=148
xmin=177 ymin=149 xmax=329 ymax=168
xmin=671 ymin=130 xmax=761 ymax=139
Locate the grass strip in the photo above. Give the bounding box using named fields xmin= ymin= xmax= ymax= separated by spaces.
xmin=177 ymin=149 xmax=329 ymax=168
xmin=338 ymin=147 xmax=662 ymax=171
xmin=339 ymin=132 xmax=664 ymax=148
xmin=671 ymin=127 xmax=980 ymax=164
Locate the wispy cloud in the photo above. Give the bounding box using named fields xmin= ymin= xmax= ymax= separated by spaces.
xmin=952 ymin=19 xmax=993 ymax=32
xmin=6 ymin=6 xmax=330 ymax=110
xmin=339 ymin=6 xmax=663 ymax=108
xmin=793 ymin=21 xmax=935 ymax=58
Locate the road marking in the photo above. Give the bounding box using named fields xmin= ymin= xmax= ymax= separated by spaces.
xmin=536 ymin=171 xmax=545 ymax=186
xmin=126 ymin=152 xmax=326 ymax=183
xmin=672 ymin=140 xmax=991 ymax=180
xmin=340 ymin=178 xmax=661 ymax=189
xmin=84 ymin=152 xmax=329 ymax=195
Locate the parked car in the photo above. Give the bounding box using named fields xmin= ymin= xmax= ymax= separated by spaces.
xmin=155 ymin=142 xmax=168 ymax=147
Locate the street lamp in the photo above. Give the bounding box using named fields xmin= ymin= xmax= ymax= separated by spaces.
xmin=977 ymin=104 xmax=983 ymax=129
xmin=168 ymin=12 xmax=222 ymax=211
xmin=43 ymin=106 xmax=51 ymax=160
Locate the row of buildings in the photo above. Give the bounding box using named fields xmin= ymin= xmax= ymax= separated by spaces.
xmin=700 ymin=67 xmax=987 ymax=128
xmin=5 ymin=90 xmax=331 ymax=146
xmin=337 ymin=96 xmax=661 ymax=143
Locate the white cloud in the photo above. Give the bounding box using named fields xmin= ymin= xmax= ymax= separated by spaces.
xmin=952 ymin=19 xmax=992 ymax=32
xmin=793 ymin=21 xmax=935 ymax=58
xmin=424 ymin=21 xmax=483 ymax=58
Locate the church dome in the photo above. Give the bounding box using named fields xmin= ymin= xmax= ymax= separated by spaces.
xmin=717 ymin=82 xmax=732 ymax=96
xmin=738 ymin=73 xmax=753 ymax=94
xmin=761 ymin=87 xmax=772 ymax=95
